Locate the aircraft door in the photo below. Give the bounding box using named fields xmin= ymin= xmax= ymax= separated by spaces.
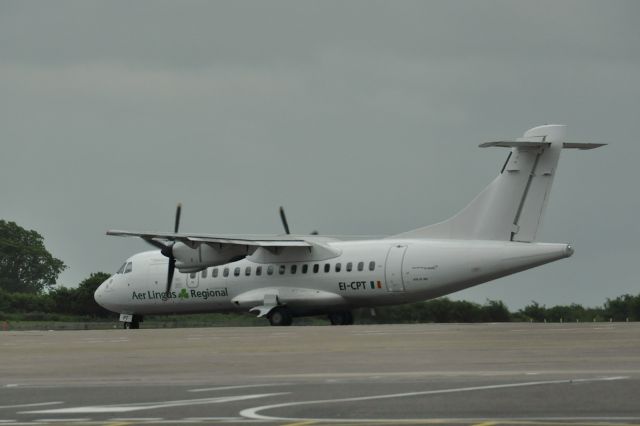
xmin=385 ymin=244 xmax=407 ymax=292
xmin=187 ymin=272 xmax=199 ymax=289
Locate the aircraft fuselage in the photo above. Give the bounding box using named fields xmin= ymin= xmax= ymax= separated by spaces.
xmin=95 ymin=238 xmax=572 ymax=318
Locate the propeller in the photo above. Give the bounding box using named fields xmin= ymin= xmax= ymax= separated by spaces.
xmin=278 ymin=206 xmax=318 ymax=235
xmin=157 ymin=203 xmax=181 ymax=294
xmin=279 ymin=206 xmax=290 ymax=235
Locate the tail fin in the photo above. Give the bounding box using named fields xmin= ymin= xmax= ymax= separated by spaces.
xmin=395 ymin=125 xmax=605 ymax=242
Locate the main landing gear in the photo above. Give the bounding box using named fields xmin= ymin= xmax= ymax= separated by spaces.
xmin=328 ymin=311 xmax=353 ymax=325
xmin=267 ymin=307 xmax=293 ymax=326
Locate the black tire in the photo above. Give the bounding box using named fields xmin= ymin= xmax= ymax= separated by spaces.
xmin=123 ymin=322 xmax=131 ymax=329
xmin=268 ymin=307 xmax=293 ymax=326
xmin=329 ymin=311 xmax=353 ymax=325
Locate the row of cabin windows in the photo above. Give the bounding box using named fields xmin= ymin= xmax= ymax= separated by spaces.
xmin=191 ymin=261 xmax=376 ymax=280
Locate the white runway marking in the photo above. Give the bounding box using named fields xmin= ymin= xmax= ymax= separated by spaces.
xmin=22 ymin=392 xmax=287 ymax=414
xmin=109 ymin=417 xmax=164 ymax=421
xmin=0 ymin=402 xmax=62 ymax=410
xmin=182 ymin=417 xmax=244 ymax=421
xmin=188 ymin=383 xmax=290 ymax=393
xmin=240 ymin=376 xmax=629 ymax=422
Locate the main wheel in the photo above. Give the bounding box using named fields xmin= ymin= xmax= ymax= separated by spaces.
xmin=268 ymin=307 xmax=293 ymax=326
xmin=328 ymin=311 xmax=353 ymax=325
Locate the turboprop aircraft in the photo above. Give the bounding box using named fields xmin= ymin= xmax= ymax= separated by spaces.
xmin=95 ymin=125 xmax=604 ymax=328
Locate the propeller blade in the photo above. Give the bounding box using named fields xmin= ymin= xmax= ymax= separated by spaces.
xmin=166 ymin=257 xmax=176 ymax=294
xmin=174 ymin=203 xmax=182 ymax=234
xmin=279 ymin=206 xmax=290 ymax=235
xmin=143 ymin=237 xmax=168 ymax=251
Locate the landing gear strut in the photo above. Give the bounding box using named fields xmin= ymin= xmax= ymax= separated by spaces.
xmin=268 ymin=307 xmax=293 ymax=326
xmin=123 ymin=314 xmax=143 ymax=329
xmin=328 ymin=311 xmax=353 ymax=325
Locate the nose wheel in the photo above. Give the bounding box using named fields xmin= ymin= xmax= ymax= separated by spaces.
xmin=123 ymin=315 xmax=142 ymax=329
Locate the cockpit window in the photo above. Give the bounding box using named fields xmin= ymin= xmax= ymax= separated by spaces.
xmin=124 ymin=262 xmax=133 ymax=274
xmin=116 ymin=263 xmax=126 ymax=274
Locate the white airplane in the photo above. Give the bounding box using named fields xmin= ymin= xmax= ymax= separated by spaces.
xmin=95 ymin=125 xmax=604 ymax=328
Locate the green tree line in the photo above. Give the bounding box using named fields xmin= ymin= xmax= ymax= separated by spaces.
xmin=355 ymin=295 xmax=640 ymax=324
xmin=0 ymin=272 xmax=114 ymax=320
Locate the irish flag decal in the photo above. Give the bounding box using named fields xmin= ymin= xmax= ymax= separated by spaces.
xmin=370 ymin=281 xmax=383 ymax=289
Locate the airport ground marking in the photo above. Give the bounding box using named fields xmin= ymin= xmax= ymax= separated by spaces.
xmin=239 ymin=376 xmax=630 ymax=422
xmin=188 ymin=383 xmax=291 ymax=393
xmin=0 ymin=402 xmax=63 ymax=410
xmin=20 ymin=392 xmax=288 ymax=414
xmin=108 ymin=418 xmax=163 ymax=422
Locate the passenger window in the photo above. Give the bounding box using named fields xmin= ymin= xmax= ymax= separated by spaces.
xmin=213 ymin=268 xmax=218 ymax=278
xmin=357 ymin=262 xmax=364 ymax=271
xmin=369 ymin=261 xmax=375 ymax=271
xmin=302 ymin=264 xmax=308 ymax=274
xmin=346 ymin=262 xmax=352 ymax=272
xmin=223 ymin=268 xmax=229 ymax=277
xmin=267 ymin=265 xmax=274 ymax=275
xmin=201 ymin=269 xmax=207 ymax=279
xmin=256 ymin=266 xmax=262 ymax=276
xmin=324 ymin=263 xmax=330 ymax=273
xmin=245 ymin=266 xmax=251 ymax=276
xmin=291 ymin=265 xmax=297 ymax=274
xmin=116 ymin=263 xmax=126 ymax=274
xmin=234 ymin=267 xmax=240 ymax=277
xmin=313 ymin=264 xmax=319 ymax=273
xmin=335 ymin=263 xmax=341 ymax=273
xmin=189 ymin=272 xmax=196 ymax=279
xmin=124 ymin=262 xmax=133 ymax=274
xmin=279 ymin=265 xmax=286 ymax=275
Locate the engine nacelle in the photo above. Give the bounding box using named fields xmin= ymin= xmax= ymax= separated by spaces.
xmin=172 ymin=242 xmax=251 ymax=272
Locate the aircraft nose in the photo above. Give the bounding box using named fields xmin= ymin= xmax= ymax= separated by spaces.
xmin=94 ymin=282 xmax=105 ymax=307
xmin=94 ymin=277 xmax=113 ymax=309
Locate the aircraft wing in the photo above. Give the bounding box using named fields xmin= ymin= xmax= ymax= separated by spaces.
xmin=106 ymin=230 xmax=313 ymax=247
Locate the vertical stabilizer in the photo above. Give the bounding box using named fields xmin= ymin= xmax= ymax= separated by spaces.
xmin=394 ymin=125 xmax=604 ymax=242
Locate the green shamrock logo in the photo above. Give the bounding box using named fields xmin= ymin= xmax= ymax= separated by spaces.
xmin=178 ymin=288 xmax=189 ymax=299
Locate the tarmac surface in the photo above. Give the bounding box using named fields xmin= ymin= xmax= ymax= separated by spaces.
xmin=1 ymin=323 xmax=639 ymax=425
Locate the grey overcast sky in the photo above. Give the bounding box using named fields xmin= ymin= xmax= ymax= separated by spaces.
xmin=1 ymin=1 xmax=638 ymax=309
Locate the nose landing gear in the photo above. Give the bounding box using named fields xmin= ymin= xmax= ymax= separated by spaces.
xmin=122 ymin=314 xmax=143 ymax=329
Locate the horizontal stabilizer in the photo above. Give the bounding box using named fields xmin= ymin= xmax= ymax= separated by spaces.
xmin=562 ymin=142 xmax=607 ymax=150
xmin=480 ymin=140 xmax=606 ymax=150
